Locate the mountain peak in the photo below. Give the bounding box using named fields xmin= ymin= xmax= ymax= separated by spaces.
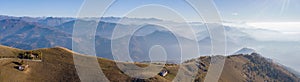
xmin=233 ymin=47 xmax=256 ymax=55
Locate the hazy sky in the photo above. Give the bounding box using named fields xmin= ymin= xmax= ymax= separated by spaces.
xmin=0 ymin=0 xmax=300 ymax=22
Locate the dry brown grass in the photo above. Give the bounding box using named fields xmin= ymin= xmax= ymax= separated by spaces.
xmin=0 ymin=45 xmax=299 ymax=82
xmin=0 ymin=46 xmax=171 ymax=82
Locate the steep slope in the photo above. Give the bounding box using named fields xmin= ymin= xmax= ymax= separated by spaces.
xmin=219 ymin=53 xmax=300 ymax=82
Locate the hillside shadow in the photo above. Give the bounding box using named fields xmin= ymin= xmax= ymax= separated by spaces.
xmin=12 ymin=61 xmax=22 ymax=65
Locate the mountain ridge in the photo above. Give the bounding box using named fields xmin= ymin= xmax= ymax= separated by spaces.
xmin=1 ymin=15 xmax=300 ymax=74
xmin=0 ymin=45 xmax=299 ymax=82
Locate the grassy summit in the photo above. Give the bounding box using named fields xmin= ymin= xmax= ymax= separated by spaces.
xmin=0 ymin=45 xmax=299 ymax=82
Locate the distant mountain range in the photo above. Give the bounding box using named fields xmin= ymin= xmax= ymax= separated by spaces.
xmin=1 ymin=15 xmax=300 ymax=81
xmin=0 ymin=15 xmax=188 ymax=62
xmin=0 ymin=15 xmax=240 ymax=60
xmin=1 ymin=15 xmax=300 ymax=72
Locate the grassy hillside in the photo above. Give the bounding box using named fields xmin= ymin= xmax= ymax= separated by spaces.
xmin=0 ymin=45 xmax=299 ymax=82
xmin=0 ymin=45 xmax=171 ymax=82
